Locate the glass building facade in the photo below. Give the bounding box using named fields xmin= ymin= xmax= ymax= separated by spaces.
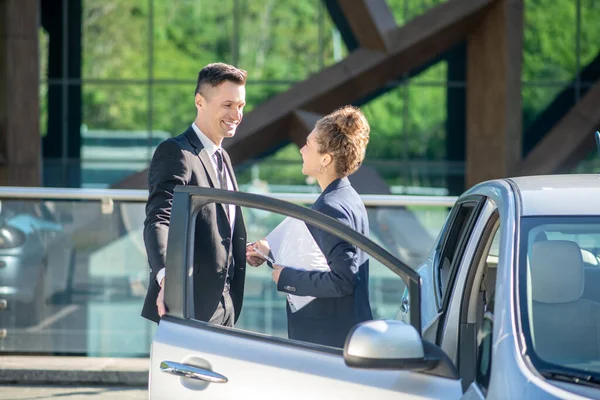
xmin=39 ymin=0 xmax=600 ymax=192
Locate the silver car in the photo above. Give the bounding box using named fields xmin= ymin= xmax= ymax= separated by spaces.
xmin=0 ymin=200 xmax=74 ymax=327
xmin=150 ymin=176 xmax=600 ymax=399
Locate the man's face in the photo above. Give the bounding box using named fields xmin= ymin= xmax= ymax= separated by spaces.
xmin=299 ymin=129 xmax=323 ymax=177
xmin=196 ymin=81 xmax=246 ymax=142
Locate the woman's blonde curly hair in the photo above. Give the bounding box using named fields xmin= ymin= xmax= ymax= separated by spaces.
xmin=315 ymin=105 xmax=370 ymax=177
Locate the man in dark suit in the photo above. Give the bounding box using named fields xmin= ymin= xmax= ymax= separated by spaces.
xmin=141 ymin=63 xmax=248 ymax=327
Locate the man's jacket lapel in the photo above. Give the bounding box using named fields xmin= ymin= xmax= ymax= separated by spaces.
xmin=184 ymin=126 xmax=219 ymax=189
xmin=184 ymin=126 xmax=230 ymax=221
xmin=222 ymin=150 xmax=238 ymax=191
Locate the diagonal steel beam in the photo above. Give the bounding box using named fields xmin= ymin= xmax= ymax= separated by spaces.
xmin=515 ymin=79 xmax=600 ymax=176
xmin=336 ymin=0 xmax=397 ymax=51
xmin=226 ymin=0 xmax=495 ymax=165
xmin=288 ymin=110 xmax=323 ymax=148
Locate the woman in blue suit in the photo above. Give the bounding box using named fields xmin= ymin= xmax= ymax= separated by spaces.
xmin=248 ymin=106 xmax=373 ymax=348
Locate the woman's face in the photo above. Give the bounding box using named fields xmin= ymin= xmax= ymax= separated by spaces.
xmin=300 ymin=128 xmax=325 ymax=177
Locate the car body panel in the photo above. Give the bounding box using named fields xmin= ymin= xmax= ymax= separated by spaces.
xmin=508 ymin=175 xmax=600 ymax=216
xmin=151 ymin=318 xmax=463 ymax=400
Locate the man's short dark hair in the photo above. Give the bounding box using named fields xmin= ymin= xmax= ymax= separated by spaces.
xmin=194 ymin=63 xmax=247 ymax=97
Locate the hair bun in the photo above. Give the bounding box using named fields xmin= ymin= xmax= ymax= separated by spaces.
xmin=314 ymin=105 xmax=370 ymax=177
xmin=334 ymin=108 xmax=364 ymax=138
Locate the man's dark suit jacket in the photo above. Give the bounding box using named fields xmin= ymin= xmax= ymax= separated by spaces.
xmin=141 ymin=126 xmax=247 ymax=324
xmin=277 ymin=177 xmax=373 ymax=348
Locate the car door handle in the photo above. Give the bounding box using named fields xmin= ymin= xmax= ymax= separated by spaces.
xmin=160 ymin=361 xmax=228 ymax=383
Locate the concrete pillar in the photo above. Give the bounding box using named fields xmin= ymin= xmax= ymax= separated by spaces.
xmin=466 ymin=0 xmax=523 ymax=188
xmin=0 ymin=0 xmax=41 ymax=186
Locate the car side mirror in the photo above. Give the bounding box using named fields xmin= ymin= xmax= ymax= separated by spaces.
xmin=343 ymin=320 xmax=458 ymax=379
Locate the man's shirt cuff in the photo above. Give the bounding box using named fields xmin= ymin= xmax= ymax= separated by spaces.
xmin=156 ymin=268 xmax=165 ymax=285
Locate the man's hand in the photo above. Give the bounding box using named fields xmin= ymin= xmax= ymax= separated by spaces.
xmin=157 ymin=278 xmax=167 ymax=318
xmin=246 ymin=239 xmax=271 ymax=267
xmin=272 ymin=264 xmax=284 ymax=284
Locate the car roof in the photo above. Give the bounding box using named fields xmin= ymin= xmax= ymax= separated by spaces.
xmin=507 ymin=174 xmax=600 ymax=216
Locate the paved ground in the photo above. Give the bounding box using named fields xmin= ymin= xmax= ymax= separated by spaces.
xmin=0 ymin=385 xmax=147 ymax=400
xmin=0 ymin=356 xmax=149 ymax=386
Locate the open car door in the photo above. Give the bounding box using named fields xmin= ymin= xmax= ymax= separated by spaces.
xmin=149 ymin=186 xmax=462 ymax=399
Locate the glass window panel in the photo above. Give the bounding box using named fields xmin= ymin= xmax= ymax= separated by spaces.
xmin=151 ymin=84 xmax=194 ymax=137
xmin=40 ymin=83 xmax=48 ymax=138
xmin=82 ymin=84 xmax=151 ymax=188
xmin=82 ymin=0 xmax=150 ymax=80
xmin=361 ymin=64 xmax=447 ymax=188
xmin=572 ymin=148 xmax=600 ymax=174
xmin=151 ymin=82 xmax=291 ymax=140
xmin=39 ymin=28 xmax=49 ymax=82
xmin=0 ymin=195 xmax=447 ymax=356
xmin=579 ymin=0 xmax=600 ymax=82
xmin=238 ymin=1 xmax=323 ymax=81
xmin=362 ymin=88 xmax=408 ymax=162
xmin=386 ymin=0 xmax=447 ymax=25
xmin=523 ymin=0 xmax=576 ymax=83
xmin=406 ymin=80 xmax=447 ymax=162
xmin=321 ymin=3 xmax=349 ymax=68
xmin=522 ymin=85 xmax=565 ymax=132
xmin=244 ymin=83 xmax=292 ymax=112
xmin=0 ymin=198 xmax=153 ymax=356
xmin=152 ymin=0 xmax=234 ymax=80
xmin=236 ymin=143 xmax=307 ymax=190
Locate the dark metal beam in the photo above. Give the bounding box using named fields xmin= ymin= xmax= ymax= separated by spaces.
xmin=41 ymin=0 xmax=82 ymax=188
xmin=337 ymin=0 xmax=397 ymax=51
xmin=322 ymin=0 xmax=359 ymax=51
xmin=515 ymin=79 xmax=600 ymax=176
xmin=523 ymin=52 xmax=600 ymax=157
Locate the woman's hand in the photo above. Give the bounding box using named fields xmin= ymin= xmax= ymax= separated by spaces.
xmin=272 ymin=264 xmax=284 ymax=284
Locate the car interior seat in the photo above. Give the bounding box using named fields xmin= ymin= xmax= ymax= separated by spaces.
xmin=529 ymin=240 xmax=600 ymax=366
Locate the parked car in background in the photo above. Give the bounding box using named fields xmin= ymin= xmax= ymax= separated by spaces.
xmin=0 ymin=200 xmax=75 ymax=327
xmin=149 ymin=176 xmax=600 ymax=399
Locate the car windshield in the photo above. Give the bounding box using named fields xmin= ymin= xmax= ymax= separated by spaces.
xmin=520 ymin=216 xmax=600 ymax=382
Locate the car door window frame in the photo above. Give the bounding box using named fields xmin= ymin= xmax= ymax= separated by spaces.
xmin=163 ymin=186 xmax=424 ymax=345
xmin=457 ymin=212 xmax=500 ymax=393
xmin=435 ymin=200 xmax=497 ymax=366
xmin=433 ymin=195 xmax=486 ymax=338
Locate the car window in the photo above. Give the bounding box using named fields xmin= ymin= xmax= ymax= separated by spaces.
xmin=182 ymin=198 xmax=417 ymax=351
xmin=437 ymin=200 xmax=481 ymax=305
xmin=519 ymin=216 xmax=600 ymax=385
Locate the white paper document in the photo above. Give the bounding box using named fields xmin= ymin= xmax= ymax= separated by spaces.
xmin=265 ymin=217 xmax=330 ymax=312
